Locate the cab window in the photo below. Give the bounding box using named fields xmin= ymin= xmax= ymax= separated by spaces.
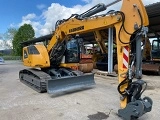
xmin=24 ymin=50 xmax=28 ymax=59
xmin=65 ymin=39 xmax=79 ymax=63
xmin=27 ymin=46 xmax=40 ymax=54
xmin=152 ymin=40 xmax=160 ymax=50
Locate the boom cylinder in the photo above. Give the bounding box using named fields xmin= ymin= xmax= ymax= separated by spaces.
xmin=105 ymin=0 xmax=121 ymax=8
xmin=79 ymin=0 xmax=121 ymax=18
xmin=80 ymin=3 xmax=107 ymax=18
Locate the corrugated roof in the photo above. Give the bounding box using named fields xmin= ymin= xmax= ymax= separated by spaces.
xmin=145 ymin=2 xmax=160 ymax=38
xmin=146 ymin=2 xmax=160 ymax=17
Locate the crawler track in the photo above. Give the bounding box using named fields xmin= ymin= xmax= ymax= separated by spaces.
xmin=19 ymin=68 xmax=51 ymax=93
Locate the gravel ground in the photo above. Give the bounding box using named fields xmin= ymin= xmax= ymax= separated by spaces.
xmin=0 ymin=61 xmax=159 ymax=120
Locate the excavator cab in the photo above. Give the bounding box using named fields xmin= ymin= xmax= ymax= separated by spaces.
xmin=65 ymin=38 xmax=80 ymax=63
xmin=152 ymin=40 xmax=160 ymax=61
xmin=58 ymin=37 xmax=93 ymax=73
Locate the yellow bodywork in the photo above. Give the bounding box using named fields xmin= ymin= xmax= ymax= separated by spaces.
xmin=22 ymin=0 xmax=149 ymax=108
xmin=23 ymin=44 xmax=50 ymax=68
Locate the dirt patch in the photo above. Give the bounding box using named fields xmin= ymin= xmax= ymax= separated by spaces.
xmin=87 ymin=111 xmax=110 ymax=120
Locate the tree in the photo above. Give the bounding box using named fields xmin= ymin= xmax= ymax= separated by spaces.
xmin=12 ymin=24 xmax=35 ymax=56
xmin=4 ymin=28 xmax=18 ymax=41
xmin=0 ymin=28 xmax=17 ymax=50
xmin=5 ymin=28 xmax=18 ymax=49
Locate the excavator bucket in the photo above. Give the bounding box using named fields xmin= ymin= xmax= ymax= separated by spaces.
xmin=47 ymin=73 xmax=95 ymax=94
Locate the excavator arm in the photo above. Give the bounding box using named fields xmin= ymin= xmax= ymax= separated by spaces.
xmin=46 ymin=0 xmax=152 ymax=119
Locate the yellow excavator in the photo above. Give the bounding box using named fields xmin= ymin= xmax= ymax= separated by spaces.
xmin=19 ymin=0 xmax=152 ymax=119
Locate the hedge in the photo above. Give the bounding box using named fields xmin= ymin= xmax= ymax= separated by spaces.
xmin=0 ymin=56 xmax=22 ymax=60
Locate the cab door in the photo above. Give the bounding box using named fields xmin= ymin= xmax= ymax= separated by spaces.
xmin=23 ymin=47 xmax=30 ymax=66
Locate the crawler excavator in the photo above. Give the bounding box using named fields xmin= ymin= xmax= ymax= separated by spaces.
xmin=19 ymin=0 xmax=152 ymax=119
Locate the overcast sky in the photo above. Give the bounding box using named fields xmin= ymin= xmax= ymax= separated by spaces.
xmin=0 ymin=0 xmax=159 ymax=37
